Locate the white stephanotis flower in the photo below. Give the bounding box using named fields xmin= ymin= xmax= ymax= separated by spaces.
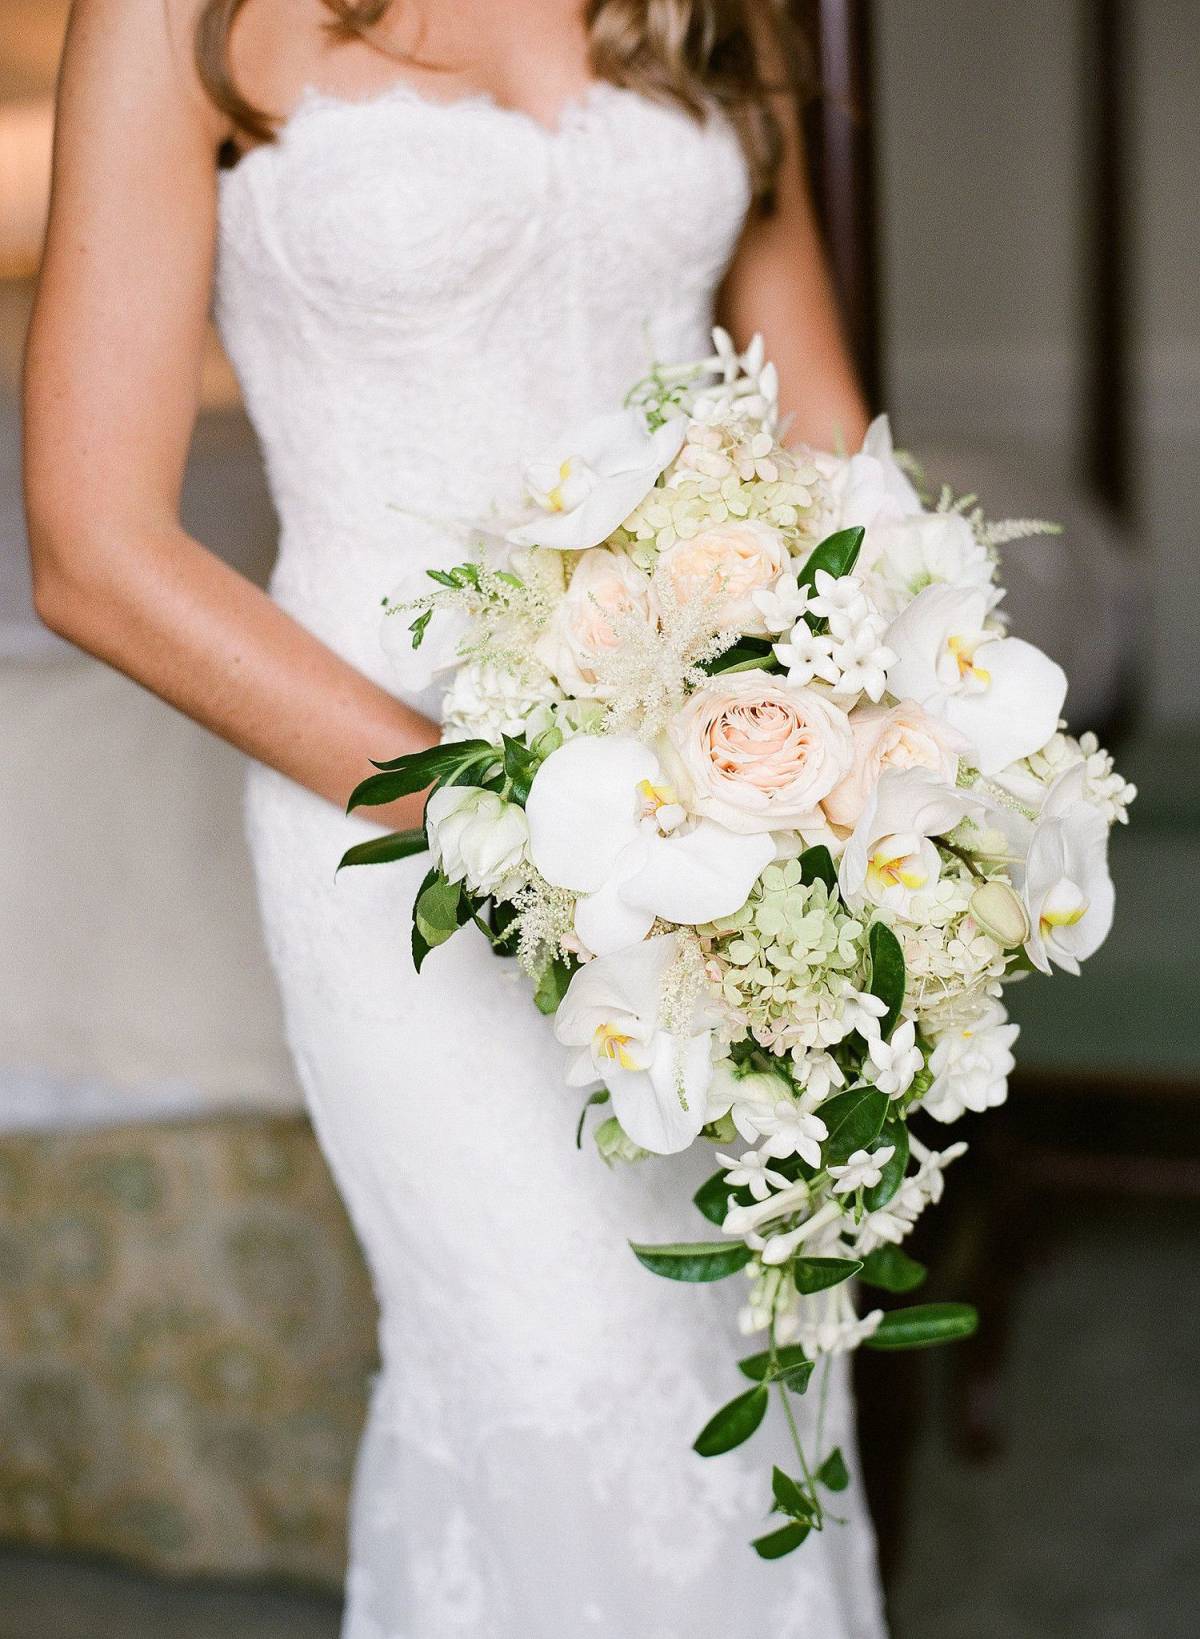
xmin=524 ymin=734 xmax=773 ymax=957
xmin=1021 ymin=764 xmax=1115 ymax=975
xmin=827 ymin=615 xmax=896 ymax=703
xmin=506 ymin=408 xmax=685 ymax=550
xmin=772 ymin=621 xmax=839 ymax=686
xmin=789 ymin=1047 xmax=846 ymax=1102
xmin=753 ymin=571 xmax=814 ymax=635
xmin=830 ymin=989 xmax=890 ymax=1045
xmin=829 ymin=1145 xmax=896 ymax=1195
xmin=715 ymin=1149 xmax=791 ymax=1202
xmin=807 ymin=569 xmax=871 ymax=638
xmin=886 ymin=584 xmax=1067 ymax=775
xmin=866 ymin=1018 xmax=923 ymax=1099
xmin=924 ymin=1000 xmax=1019 ymax=1123
xmin=839 ymin=766 xmax=984 ymax=920
xmin=753 ymin=1087 xmax=830 ymax=1169
xmin=554 ymin=933 xmax=714 ymax=1154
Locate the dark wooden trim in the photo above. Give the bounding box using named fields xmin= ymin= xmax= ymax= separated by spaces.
xmin=1080 ymin=0 xmax=1135 ymax=524
xmin=799 ymin=0 xmax=883 ymax=405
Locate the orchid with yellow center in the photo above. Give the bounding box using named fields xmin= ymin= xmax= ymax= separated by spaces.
xmin=886 ymin=584 xmax=1067 ymax=774
xmin=506 ymin=408 xmax=686 ymax=551
xmin=554 ymin=933 xmax=715 ymax=1154
xmin=1021 ymin=765 xmax=1114 ymax=974
xmin=524 ymin=733 xmax=773 ymax=957
xmin=839 ymin=766 xmax=984 ymax=920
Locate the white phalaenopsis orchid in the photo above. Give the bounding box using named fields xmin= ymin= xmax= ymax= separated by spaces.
xmin=524 ymin=734 xmax=773 ymax=956
xmin=886 ymin=584 xmax=1068 ymax=775
xmin=506 ymin=408 xmax=685 ymax=550
xmin=1021 ymin=765 xmax=1115 ymax=975
xmin=839 ymin=767 xmax=983 ymax=919
xmin=554 ymin=933 xmax=714 ymax=1154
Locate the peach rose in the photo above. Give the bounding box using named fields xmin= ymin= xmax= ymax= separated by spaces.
xmin=534 ymin=547 xmax=656 ymax=698
xmin=666 ymin=673 xmax=855 ymax=835
xmin=653 ymin=520 xmax=789 ymax=634
xmin=822 ymin=700 xmax=965 ymax=830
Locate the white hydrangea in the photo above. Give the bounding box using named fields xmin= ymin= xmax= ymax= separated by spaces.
xmin=441 ymin=658 xmax=560 ymax=743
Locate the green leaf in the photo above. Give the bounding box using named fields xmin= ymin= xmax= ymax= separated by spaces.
xmin=702 ymin=638 xmax=777 ymax=675
xmin=407 ymin=608 xmax=433 ymax=649
xmin=772 ymin=1466 xmax=817 ymax=1521
xmin=366 ymin=738 xmax=496 ymax=778
xmin=752 ymin=1521 xmax=811 ymax=1559
xmin=862 ymin=1116 xmax=909 ymax=1212
xmin=693 ymin=1384 xmax=769 ymax=1457
xmin=798 ymin=845 xmax=837 ymax=892
xmin=864 ymin=1302 xmax=979 ymax=1351
xmin=410 ymin=868 xmax=438 ymax=972
xmin=574 ymin=1089 xmax=609 ymax=1149
xmin=501 ymin=734 xmax=540 ymax=805
xmin=816 ymin=1446 xmax=851 ymax=1493
xmin=533 ymin=956 xmax=576 ymax=1016
xmin=868 ymin=921 xmax=907 ymax=1038
xmin=792 ymin=1256 xmax=863 ymax=1295
xmin=692 ymin=1169 xmax=755 ymax=1227
xmin=336 ymin=828 xmax=428 ymax=872
xmin=796 ymin=526 xmax=864 ymax=592
xmin=819 ymin=1085 xmax=888 ymax=1167
xmin=488 ymin=897 xmax=521 ymax=956
xmin=738 ymin=1345 xmax=814 ymax=1393
xmin=414 ymin=873 xmax=462 ymax=951
xmin=630 ymin=1241 xmax=753 ymax=1283
xmin=859 ymin=1244 xmax=927 ymax=1294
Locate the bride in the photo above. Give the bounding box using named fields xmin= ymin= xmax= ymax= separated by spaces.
xmin=24 ymin=0 xmax=886 ymax=1632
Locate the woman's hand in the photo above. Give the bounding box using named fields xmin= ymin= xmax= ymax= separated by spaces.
xmin=23 ymin=0 xmax=439 ymax=823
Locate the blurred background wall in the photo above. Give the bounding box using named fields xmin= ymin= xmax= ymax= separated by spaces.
xmin=0 ymin=2 xmax=1197 ymax=1636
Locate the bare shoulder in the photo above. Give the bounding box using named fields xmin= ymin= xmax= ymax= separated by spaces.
xmin=58 ymin=0 xmax=230 ymax=152
xmin=225 ymin=0 xmax=348 ymax=130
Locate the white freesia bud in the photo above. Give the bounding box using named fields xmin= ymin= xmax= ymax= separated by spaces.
xmin=594 ymin=1116 xmax=650 ymax=1167
xmin=425 ymin=785 xmax=529 ymax=901
xmin=969 ymin=880 xmax=1031 ymax=948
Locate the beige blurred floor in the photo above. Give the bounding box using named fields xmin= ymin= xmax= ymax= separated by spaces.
xmin=1 ymin=1197 xmax=1195 ymax=1638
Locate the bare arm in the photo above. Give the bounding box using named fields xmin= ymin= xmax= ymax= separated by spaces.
xmin=718 ymin=83 xmax=870 ymax=452
xmin=23 ymin=0 xmax=437 ymax=831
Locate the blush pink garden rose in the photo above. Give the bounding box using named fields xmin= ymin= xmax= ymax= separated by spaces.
xmin=822 ymin=699 xmax=966 ymax=831
xmin=534 ymin=546 xmax=657 ymax=698
xmin=665 ymin=673 xmax=855 ymax=835
xmin=653 ymin=519 xmax=790 ymax=634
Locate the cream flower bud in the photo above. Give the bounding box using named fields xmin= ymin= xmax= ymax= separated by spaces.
xmin=968 ymin=880 xmax=1031 ymax=948
xmin=425 ymin=786 xmax=529 ymax=901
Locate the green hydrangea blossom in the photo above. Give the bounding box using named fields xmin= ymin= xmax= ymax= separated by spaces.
xmin=700 ymin=862 xmax=868 ymax=1050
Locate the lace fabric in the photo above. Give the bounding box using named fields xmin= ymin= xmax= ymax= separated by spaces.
xmin=215 ymin=81 xmax=887 ymax=1638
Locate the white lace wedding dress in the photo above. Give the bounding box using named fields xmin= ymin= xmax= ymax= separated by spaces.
xmin=215 ymin=79 xmax=888 ymax=1639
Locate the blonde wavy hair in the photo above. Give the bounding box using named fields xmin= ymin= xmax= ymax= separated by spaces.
xmin=195 ymin=0 xmax=808 ymax=200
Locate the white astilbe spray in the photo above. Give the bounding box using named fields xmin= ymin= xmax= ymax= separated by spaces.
xmin=591 ymin=584 xmax=736 ymax=738
xmin=512 ymin=871 xmax=577 ymax=978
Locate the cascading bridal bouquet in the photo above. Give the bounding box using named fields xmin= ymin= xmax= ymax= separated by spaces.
xmin=341 ymin=331 xmax=1134 ymax=1558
